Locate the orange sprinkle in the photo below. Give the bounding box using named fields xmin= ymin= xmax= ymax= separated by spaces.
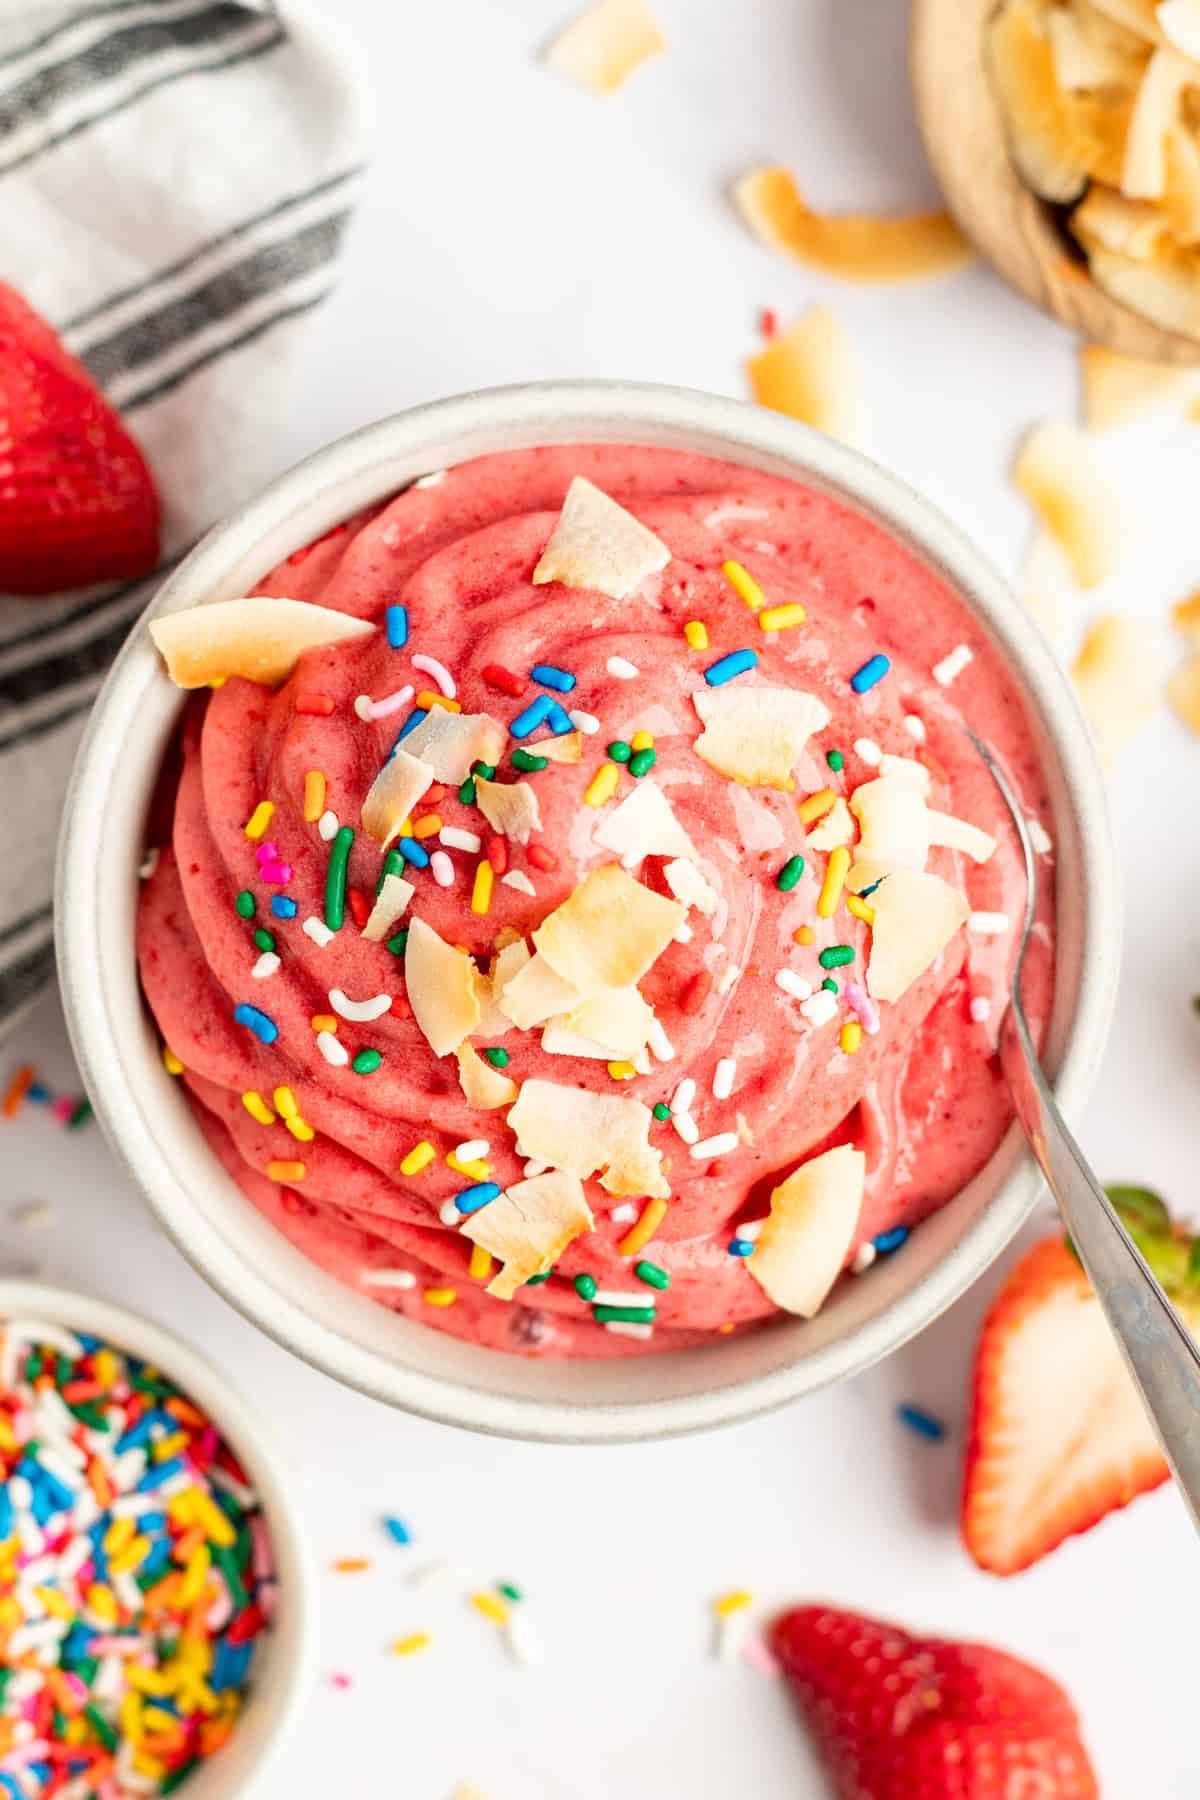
xmin=793 ymin=925 xmax=815 ymax=946
xmin=413 ymin=813 xmax=443 ymax=839
xmin=619 ymin=1198 xmax=669 ymax=1258
xmin=266 ymin=1159 xmax=306 ymax=1182
xmin=2 ymin=1065 xmax=34 ymax=1120
xmin=333 ymin=1558 xmax=371 ymax=1573
xmin=311 ymin=1014 xmax=338 ymax=1033
xmin=303 ymin=770 xmax=326 ymax=823
xmin=416 ymin=690 xmax=461 ymax=713
xmin=797 ymin=788 xmax=836 ymax=825
xmin=423 ymin=1287 xmax=458 ymax=1308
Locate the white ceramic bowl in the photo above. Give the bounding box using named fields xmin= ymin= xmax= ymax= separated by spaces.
xmin=0 ymin=1281 xmax=311 ymax=1798
xmin=56 ymin=380 xmax=1118 ymax=1444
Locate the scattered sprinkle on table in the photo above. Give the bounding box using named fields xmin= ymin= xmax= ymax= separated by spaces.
xmin=896 ymin=1403 xmax=947 ymax=1442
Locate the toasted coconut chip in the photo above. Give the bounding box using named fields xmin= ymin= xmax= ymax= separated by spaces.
xmin=1080 ymin=342 xmax=1199 ymax=428
xmin=877 ymin=754 xmax=931 ymax=789
xmin=1073 ymin=183 xmax=1168 ymax=257
xmin=807 ymin=795 xmax=856 ymax=852
xmin=1013 ymin=420 xmax=1130 ymax=588
xmin=543 ymin=986 xmax=656 ymax=1061
xmin=1157 ymin=0 xmax=1200 ymax=55
xmin=361 ymin=747 xmax=436 ymax=849
xmin=1086 ymin=239 xmax=1200 ymax=337
xmin=149 ymin=597 xmax=374 ymax=690
xmin=1121 ymin=46 xmax=1191 ymax=196
xmin=462 ymin=1171 xmax=592 ymax=1301
xmin=733 ymin=168 xmax=971 ymax=283
xmin=593 ymin=779 xmax=699 ymax=866
xmin=1086 ymin=0 xmax=1166 ymax=39
xmin=988 ymin=0 xmax=1109 ymax=202
xmin=361 ymin=871 xmax=416 ymax=942
xmin=1165 ymin=124 xmax=1200 ymax=241
xmin=456 ymin=1041 xmax=519 ymax=1111
xmin=473 ymin=939 xmax=532 ymax=1038
xmin=1048 ymin=3 xmax=1147 ymax=87
xmin=404 ymin=916 xmax=483 ymax=1056
xmin=747 ymin=1145 xmax=865 ymax=1318
xmin=532 ymin=476 xmax=670 ymax=600
xmin=866 ymin=870 xmax=971 ymax=1004
xmin=533 ymin=863 xmax=683 ymax=997
xmin=402 ymin=709 xmax=507 ymax=784
xmin=692 ymin=683 xmax=830 ymax=790
xmin=507 ymin=1078 xmax=668 ymax=1198
xmin=543 ymin=0 xmax=666 ymax=97
xmin=1072 ymin=612 xmax=1161 ymax=761
xmin=1171 ymin=587 xmax=1200 ymax=636
xmin=540 ymin=731 xmax=583 ymax=764
xmin=848 ymin=771 xmax=996 ymax=891
xmin=1168 ymin=653 xmax=1200 ymax=729
xmin=662 ymin=856 xmax=719 ymax=916
xmin=474 ymin=777 xmax=542 ymax=845
xmin=747 ymin=306 xmax=865 ymax=443
xmin=496 ymin=952 xmax=583 ymax=1030
xmin=539 ymin=1023 xmax=621 ymax=1061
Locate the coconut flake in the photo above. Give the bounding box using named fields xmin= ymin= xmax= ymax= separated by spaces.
xmin=691 ymin=684 xmax=830 ymax=790
xmin=532 ymin=863 xmax=683 ymax=997
xmin=401 ymin=710 xmax=507 ymax=784
xmin=734 ymin=168 xmax=971 ymax=282
xmin=461 ymin=1170 xmax=594 ymax=1302
xmin=496 ymin=952 xmax=583 ymax=1030
xmin=456 ymin=1042 xmax=519 ymax=1111
xmin=1157 ymin=0 xmax=1200 ymax=57
xmin=532 ymin=476 xmax=670 ymax=600
xmin=361 ymin=748 xmax=436 ymax=849
xmin=360 ymin=872 xmax=416 ymax=942
xmin=747 ymin=1145 xmax=865 ymax=1317
xmin=474 ymin=939 xmax=532 ymax=1037
xmin=149 ymin=597 xmax=375 ymax=689
xmin=866 ymin=871 xmax=970 ymax=1003
xmin=543 ymin=0 xmax=666 ymax=97
xmin=806 ymin=795 xmax=855 ymax=852
xmin=1072 ymin=612 xmax=1161 ymax=761
xmin=747 ymin=306 xmax=865 ymax=443
xmin=540 ymin=732 xmax=583 ymax=764
xmin=404 ymin=916 xmax=483 ymax=1056
xmin=662 ymin=857 xmax=719 ymax=915
xmin=474 ymin=778 xmax=542 ymax=845
xmin=507 ymin=1078 xmax=669 ymax=1198
xmin=593 ymin=780 xmax=699 ymax=866
xmin=1121 ymin=46 xmax=1191 ymax=198
xmin=1013 ymin=420 xmax=1130 ymax=589
xmin=543 ymin=987 xmax=657 ymax=1060
xmin=849 ymin=770 xmax=996 ymax=890
xmin=1080 ymin=342 xmax=1200 ymax=429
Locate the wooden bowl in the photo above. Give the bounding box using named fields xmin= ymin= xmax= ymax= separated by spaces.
xmin=911 ymin=0 xmax=1200 ymax=363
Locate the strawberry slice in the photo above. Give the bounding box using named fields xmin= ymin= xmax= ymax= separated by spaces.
xmin=0 ymin=282 xmax=160 ymax=595
xmin=772 ymin=1603 xmax=1099 ymax=1799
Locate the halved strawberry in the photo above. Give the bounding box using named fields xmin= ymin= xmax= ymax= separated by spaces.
xmin=771 ymin=1603 xmax=1099 ymax=1799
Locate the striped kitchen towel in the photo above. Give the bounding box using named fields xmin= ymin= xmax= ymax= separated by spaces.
xmin=0 ymin=0 xmax=366 ymax=1036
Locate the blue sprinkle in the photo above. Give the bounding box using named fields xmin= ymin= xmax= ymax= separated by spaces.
xmin=704 ymin=648 xmax=758 ymax=687
xmin=896 ymin=1403 xmax=946 ymax=1443
xmin=271 ymin=896 xmax=298 ymax=919
xmin=545 ymin=699 xmax=575 ymax=736
xmin=386 ymin=604 xmax=409 ymax=649
xmin=27 ymin=1082 xmax=51 ymax=1104
xmin=728 ymin=1238 xmax=756 ymax=1257
xmin=858 ymin=877 xmax=883 ymax=898
xmin=383 ymin=1514 xmax=411 ymax=1545
xmin=850 ymin=653 xmax=891 ymax=694
xmin=454 ymin=1181 xmax=501 ymax=1215
xmin=509 ymin=693 xmax=556 ymax=739
xmin=137 ymin=1455 xmax=184 ymax=1493
xmin=397 ymin=837 xmax=430 ymax=869
xmin=0 ymin=1487 xmax=11 ymax=1540
xmin=530 ymin=663 xmax=576 ymax=693
xmin=874 ymin=1225 xmax=909 ymax=1254
xmin=77 ymin=1333 xmax=103 ymax=1352
xmin=397 ymin=707 xmax=428 ymax=743
xmin=234 ymin=1003 xmax=278 ymax=1046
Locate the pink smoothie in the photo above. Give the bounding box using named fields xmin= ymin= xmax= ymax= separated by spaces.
xmin=137 ymin=445 xmax=1055 ymax=1358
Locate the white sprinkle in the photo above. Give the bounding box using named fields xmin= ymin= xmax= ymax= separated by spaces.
xmin=138 ymin=847 xmax=160 ymax=879
xmin=646 ymin=1017 xmax=676 ymax=1062
xmin=430 ymin=850 xmax=455 ymax=887
xmin=353 ymin=694 xmax=375 ymax=722
xmin=967 ymin=912 xmax=1009 ymax=936
xmin=440 ymin=826 xmax=482 ymax=853
xmin=569 ymin=709 xmax=600 ymax=734
xmin=716 ymin=963 xmax=740 ymax=995
xmin=606 ymin=656 xmax=639 ymax=680
xmin=734 ymin=1218 xmax=766 ymax=1242
xmin=502 ymin=870 xmax=537 ymax=896
xmin=251 ymin=952 xmax=280 ymax=980
xmin=414 ymin=468 xmax=447 ymax=489
xmin=672 ymin=1112 xmax=700 ymax=1145
xmin=330 ymin=986 xmax=392 ymax=1022
xmin=456 ymin=1138 xmax=490 ymax=1161
xmin=712 ymin=1058 xmax=736 ymax=1100
xmin=523 ymin=1158 xmax=550 ymax=1179
xmin=605 ymin=1321 xmax=654 ymax=1340
xmin=970 ymin=995 xmax=993 ymax=1023
xmin=609 ymin=1203 xmax=638 ymax=1224
xmin=851 ymin=1243 xmax=877 ymax=1274
xmin=933 ymin=644 xmax=973 ymax=686
xmin=439 ymin=1200 xmax=462 ymax=1226
xmin=690 ymin=1131 xmax=740 ymax=1160
xmin=316 ymin=1031 xmax=349 ymax=1067
xmin=902 ymin=713 xmax=926 ymax=743
xmin=304 ymin=915 xmax=335 ymax=948
xmin=853 ymin=737 xmax=882 ymax=766
xmin=775 ymin=969 xmax=813 ymax=1001
xmin=674 ymin=921 xmax=694 ymax=944
xmin=8 ymin=1618 xmax=67 ymax=1658
xmin=800 ymin=991 xmax=839 ymax=1027
xmin=592 ymin=1289 xmax=649 ymax=1307
xmin=318 ymin=810 xmax=340 ymax=841
xmin=411 ymin=652 xmax=456 ymax=697
xmin=1028 ymin=817 xmax=1053 ymax=856
xmin=363 ymin=1268 xmax=417 ymax=1289
xmin=671 ymin=1078 xmax=696 ymax=1115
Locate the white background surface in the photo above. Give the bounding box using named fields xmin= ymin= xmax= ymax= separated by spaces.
xmin=6 ymin=0 xmax=1200 ymax=1793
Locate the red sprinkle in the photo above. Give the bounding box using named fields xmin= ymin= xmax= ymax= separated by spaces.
xmin=281 ymin=1191 xmax=303 ymax=1215
xmin=226 ymin=1603 xmax=265 ymax=1645
xmin=390 ymin=994 xmax=412 ymax=1020
xmin=679 ymin=969 xmax=713 ymax=1015
xmin=761 ymin=307 xmax=778 ymax=339
xmin=526 ymin=842 xmax=558 ymax=872
xmin=348 ymin=888 xmax=370 ymax=931
xmin=486 ymin=834 xmax=508 ymax=875
xmin=424 ymin=783 xmax=447 ymax=804
xmin=295 ymin=692 xmax=335 ymax=717
xmin=482 ymin=663 xmax=526 ymax=698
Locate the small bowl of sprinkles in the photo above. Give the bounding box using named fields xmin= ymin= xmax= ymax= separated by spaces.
xmin=0 ymin=1283 xmax=310 ymax=1799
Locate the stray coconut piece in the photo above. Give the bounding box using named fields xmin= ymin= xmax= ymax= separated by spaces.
xmin=594 ymin=780 xmax=699 ymax=865
xmin=507 ymin=1078 xmax=669 ymax=1198
xmin=663 ymin=857 xmax=719 ymax=916
xmin=475 ymin=778 xmax=542 ymax=845
xmin=1048 ymin=4 xmax=1145 ymax=87
xmin=497 ymin=953 xmax=583 ymax=1030
xmin=747 ymin=306 xmax=865 ymax=444
xmin=848 ymin=771 xmax=996 ymax=890
xmin=987 ymin=0 xmax=1106 ymax=203
xmin=866 ymin=871 xmax=970 ymax=1004
xmin=544 ymin=987 xmax=657 ymax=1060
xmin=1013 ymin=420 xmax=1130 ymax=589
xmin=1072 ymin=186 xmax=1169 ymax=260
xmin=533 ymin=476 xmax=670 ymax=600
xmin=807 ymin=795 xmax=856 ymax=852
xmin=404 ymin=916 xmax=483 ymax=1057
xmin=361 ymin=872 xmax=416 ymax=942
xmin=1072 ymin=612 xmax=1161 ymax=761
xmin=1165 ymin=124 xmax=1200 ymax=242
xmin=461 ymin=1170 xmax=594 ymax=1301
xmin=1080 ymin=342 xmax=1200 ymax=428
xmin=1167 ymin=655 xmax=1200 ymax=731
xmin=149 ymin=597 xmax=375 ymax=690
xmin=402 ymin=710 xmax=507 ymax=784
xmin=1171 ymin=587 xmax=1200 ymax=637
xmin=1158 ymin=0 xmax=1200 ymax=57
xmin=456 ymin=1042 xmax=519 ymax=1111
xmin=361 ymin=747 xmax=435 ymax=849
xmin=748 ymin=1145 xmax=865 ymax=1318
xmin=734 ymin=168 xmax=972 ymax=282
xmin=1121 ymin=47 xmax=1192 ymax=198
xmin=540 ymin=731 xmax=583 ymax=764
xmin=1085 ymin=240 xmax=1200 ymax=339
xmin=533 ymin=864 xmax=683 ymax=997
xmin=543 ymin=0 xmax=666 ymax=96
xmin=692 ymin=684 xmax=831 ymax=790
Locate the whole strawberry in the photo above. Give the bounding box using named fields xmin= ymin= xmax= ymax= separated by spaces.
xmin=772 ymin=1604 xmax=1098 ymax=1799
xmin=0 ymin=282 xmax=160 ymax=594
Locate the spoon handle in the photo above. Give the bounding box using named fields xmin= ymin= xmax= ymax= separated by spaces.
xmin=1000 ymin=1004 xmax=1200 ymax=1534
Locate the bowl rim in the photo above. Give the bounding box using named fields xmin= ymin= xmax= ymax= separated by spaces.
xmin=0 ymin=1278 xmax=313 ymax=1795
xmin=56 ymin=378 xmax=1120 ymax=1443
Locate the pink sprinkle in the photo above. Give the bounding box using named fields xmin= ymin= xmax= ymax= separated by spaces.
xmin=255 ymin=842 xmax=280 ymax=863
xmin=742 ymin=1635 xmax=781 ymax=1677
xmin=430 ymin=850 xmax=454 ymax=888
xmin=367 ymin=683 xmax=415 ymax=722
xmin=411 ymin=652 xmax=456 ymax=698
xmin=250 ymin=1513 xmax=275 ymax=1582
xmin=843 ymin=981 xmax=881 ymax=1036
xmin=970 ymin=994 xmax=993 ymax=1024
xmin=260 ymin=862 xmax=293 ymax=884
xmin=330 ymin=1672 xmax=353 ymax=1690
xmin=259 ymin=1578 xmax=278 ymax=1623
xmin=1 ymin=1742 xmax=52 ymax=1771
xmin=52 ymin=1097 xmax=76 ymax=1123
xmin=78 ymin=1559 xmax=95 ymax=1587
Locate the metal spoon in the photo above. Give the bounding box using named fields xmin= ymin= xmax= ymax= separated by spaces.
xmin=969 ymin=728 xmax=1200 ymax=1532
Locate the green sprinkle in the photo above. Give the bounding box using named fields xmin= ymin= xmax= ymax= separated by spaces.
xmin=324 ymin=824 xmax=354 ymax=930
xmin=352 ymin=1048 xmax=382 ymax=1075
xmin=607 ymin=740 xmax=632 ymax=764
xmin=212 ymin=1543 xmax=248 ymax=1610
xmin=819 ymin=945 xmax=855 ymax=969
xmin=826 ymin=749 xmax=845 ymax=772
xmin=377 ymin=849 xmax=406 ymax=895
xmin=634 ymin=1260 xmax=670 ymax=1290
xmin=776 ymin=854 xmax=805 ymax=892
xmin=472 ymin=761 xmax=497 ymax=779
xmin=67 ymin=1098 xmax=93 ymax=1131
xmin=821 ymin=977 xmax=839 ymax=993
xmin=524 ymin=1271 xmax=551 ymax=1286
xmin=512 ymin=748 xmax=548 ymax=772
xmin=458 ymin=776 xmax=477 ymax=805
xmin=573 ymin=1273 xmax=598 ymax=1302
xmin=593 ymin=1304 xmax=656 ymax=1325
xmin=483 ymin=1047 xmax=510 ymax=1068
xmin=498 ymin=1582 xmax=524 ymax=1603
xmin=629 ymin=747 xmax=656 ymax=777
xmin=652 ymin=1102 xmax=671 ymax=1121
xmin=252 ymin=928 xmax=276 ymax=953
xmin=386 ymin=928 xmax=409 ymax=957
xmin=161 ymin=1761 xmax=201 ymax=1796
xmin=69 ymin=1401 xmax=108 ymax=1430
xmin=1189 ymin=1238 xmax=1200 ymax=1282
xmin=85 ymin=1703 xmax=119 ymax=1753
xmin=235 ymin=890 xmax=256 ymax=919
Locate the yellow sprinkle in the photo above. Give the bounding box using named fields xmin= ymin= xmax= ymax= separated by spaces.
xmin=208 ymin=676 xmax=227 ymax=690
xmin=392 ymin=1632 xmax=431 ymax=1657
xmin=471 ymin=860 xmax=494 ymax=916
xmin=416 ymin=690 xmax=461 ymax=712
xmin=722 ymin=559 xmax=766 ymax=611
xmin=423 ymin=1287 xmax=458 ymax=1308
xmin=468 ymin=1243 xmax=494 ymax=1282
xmin=162 ymin=1046 xmax=184 ymax=1076
xmin=243 ymin=800 xmax=275 ymax=841
xmin=153 ymin=1431 xmax=188 ymax=1462
xmin=846 ymin=894 xmax=876 ymax=926
xmin=120 ymin=1691 xmax=144 ymax=1741
xmin=446 ymin=1151 xmax=490 ymax=1180
xmin=797 ymin=787 xmax=836 ymax=825
xmin=619 ymin=1197 xmax=669 ymax=1258
xmin=142 ymin=1707 xmax=180 ymax=1737
xmin=273 ymin=1085 xmax=298 ymax=1118
xmin=303 ymin=770 xmax=326 ymax=824
xmin=840 ymin=1021 xmax=863 ymax=1055
xmin=630 ymin=730 xmax=654 ymax=751
xmin=87 ymin=1583 xmax=119 ymax=1622
xmin=176 ymin=1547 xmax=211 ymax=1609
xmin=192 ymin=1493 xmax=236 ymax=1547
xmin=400 ymin=1141 xmax=436 ymax=1176
xmin=132 ymin=1754 xmax=167 ymax=1781
xmin=35 ymin=1586 xmax=74 ymax=1621
xmin=607 ymin=1060 xmax=636 ymax=1081
xmin=793 ymin=926 xmax=815 ymax=946
xmin=399 ymin=816 xmax=413 ymax=837
xmin=286 ymin=1115 xmax=315 ymax=1143
xmin=758 ymin=603 xmax=807 ymax=632
xmin=108 ymin=1535 xmax=152 ymax=1576
xmin=240 ymin=1090 xmax=275 ymax=1126
xmin=684 ymin=619 xmax=709 ymax=650
xmin=103 ymin=1516 xmax=136 ymax=1557
xmin=266 ymin=1159 xmax=306 ymax=1182
xmin=817 ymin=846 xmax=850 ymax=919
xmin=94 ymin=1349 xmax=118 ymax=1387
xmin=584 ymin=763 xmax=620 ymax=808
xmin=470 ymin=1591 xmax=509 ymax=1626
xmin=713 ymin=1589 xmax=754 ymax=1617
xmin=310 ymin=1014 xmax=338 ymax=1034
xmin=412 ymin=813 xmax=443 ymax=839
